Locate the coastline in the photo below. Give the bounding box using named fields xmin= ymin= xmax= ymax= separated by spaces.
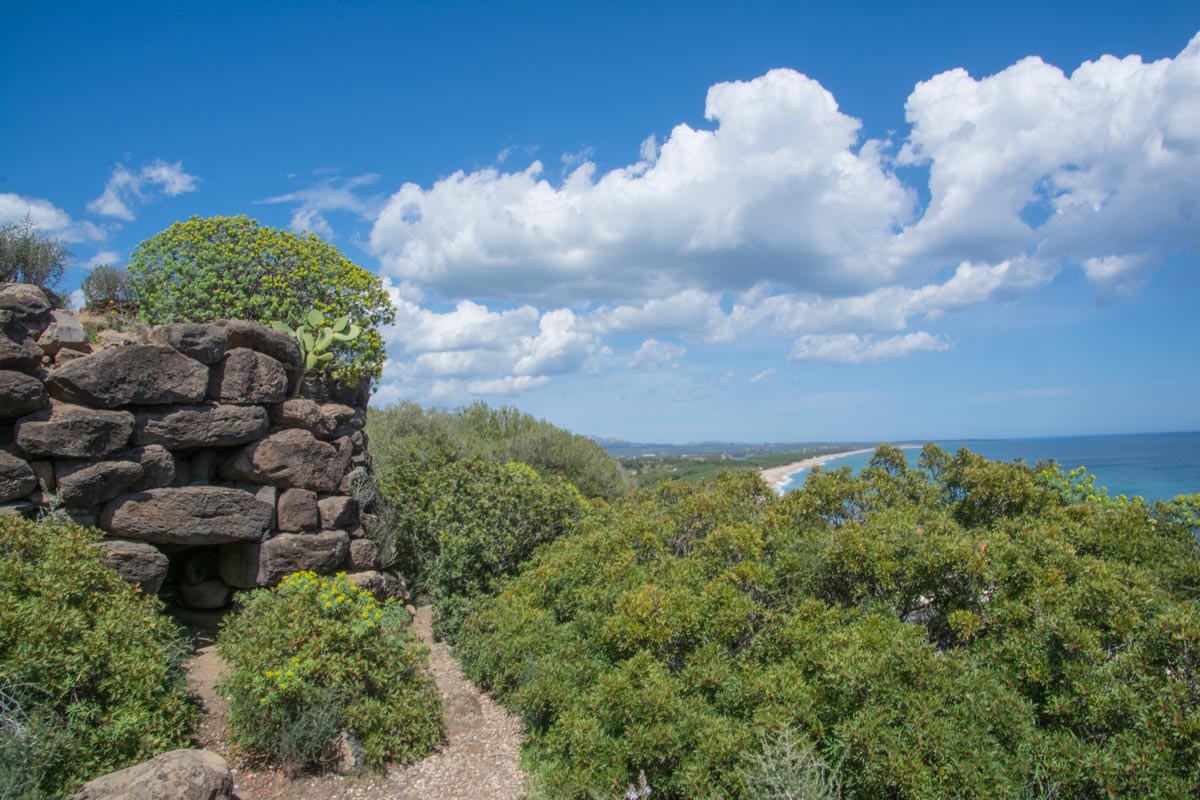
xmin=761 ymin=447 xmax=878 ymax=493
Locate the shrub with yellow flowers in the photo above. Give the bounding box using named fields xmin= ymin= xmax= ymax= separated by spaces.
xmin=216 ymin=571 xmax=443 ymax=773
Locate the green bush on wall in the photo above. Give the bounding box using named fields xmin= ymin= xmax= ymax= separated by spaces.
xmin=216 ymin=571 xmax=443 ymax=773
xmin=0 ymin=516 xmax=196 ymax=799
xmin=126 ymin=215 xmax=395 ymax=384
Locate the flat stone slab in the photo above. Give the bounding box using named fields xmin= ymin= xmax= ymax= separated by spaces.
xmin=92 ymin=539 xmax=169 ymax=595
xmin=207 ymin=348 xmax=287 ymax=404
xmin=132 ymin=403 xmax=269 ymax=449
xmin=15 ymin=401 xmax=134 ymax=458
xmin=100 ymin=486 xmax=273 ymax=546
xmin=46 ymin=344 xmax=209 ymax=408
xmin=220 ymin=428 xmax=350 ymax=493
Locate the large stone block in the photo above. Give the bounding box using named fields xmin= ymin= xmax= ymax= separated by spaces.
xmin=346 ymin=570 xmax=406 ymax=602
xmin=220 ymin=428 xmax=350 ymax=493
xmin=219 ymin=320 xmax=302 ymax=391
xmin=255 ymin=530 xmax=350 ymax=585
xmin=132 ymin=403 xmax=269 ymax=450
xmin=45 ymin=344 xmax=209 ymax=408
xmin=0 ymin=370 xmax=47 ymax=419
xmin=0 ymin=284 xmax=52 ymax=337
xmin=72 ymin=748 xmax=233 ymax=800
xmin=37 ymin=309 xmax=88 ymax=356
xmin=276 ymin=487 xmax=319 ymax=532
xmin=0 ymin=309 xmax=44 ymax=371
xmin=15 ymin=401 xmax=134 ymax=458
xmin=116 ymin=444 xmax=176 ymax=489
xmin=99 ymin=486 xmax=273 ymax=546
xmin=149 ymin=323 xmax=228 ymax=365
xmin=56 ymin=459 xmax=145 ymax=507
xmin=0 ymin=450 xmax=37 ymax=502
xmin=347 ymin=538 xmax=380 ymax=571
xmin=92 ymin=539 xmax=169 ymax=595
xmin=318 ymin=494 xmax=359 ymax=530
xmin=207 ymin=348 xmax=287 ymax=404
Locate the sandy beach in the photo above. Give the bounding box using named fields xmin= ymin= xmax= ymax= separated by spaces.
xmin=760 ymin=448 xmax=878 ymax=493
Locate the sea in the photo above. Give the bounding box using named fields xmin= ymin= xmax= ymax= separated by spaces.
xmin=778 ymin=431 xmax=1200 ymax=502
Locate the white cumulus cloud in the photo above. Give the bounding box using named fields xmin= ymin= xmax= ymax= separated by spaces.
xmin=0 ymin=194 xmax=106 ymax=243
xmin=87 ymin=159 xmax=199 ymax=220
xmin=628 ymin=338 xmax=687 ymax=372
xmin=789 ymin=332 xmax=950 ymax=364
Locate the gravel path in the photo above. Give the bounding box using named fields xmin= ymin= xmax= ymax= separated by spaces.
xmin=183 ymin=606 xmax=529 ymax=800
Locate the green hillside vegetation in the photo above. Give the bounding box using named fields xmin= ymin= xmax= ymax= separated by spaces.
xmin=454 ymin=445 xmax=1200 ymax=799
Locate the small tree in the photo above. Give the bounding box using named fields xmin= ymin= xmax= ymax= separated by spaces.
xmin=0 ymin=218 xmax=70 ymax=289
xmin=126 ymin=216 xmax=395 ymax=384
xmin=82 ymin=264 xmax=135 ymax=312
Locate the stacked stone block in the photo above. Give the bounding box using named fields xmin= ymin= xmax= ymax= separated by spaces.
xmin=0 ymin=283 xmax=397 ymax=608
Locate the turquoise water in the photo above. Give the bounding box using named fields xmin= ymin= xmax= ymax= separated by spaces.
xmin=782 ymin=432 xmax=1200 ymax=502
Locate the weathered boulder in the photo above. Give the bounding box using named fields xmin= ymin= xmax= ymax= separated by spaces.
xmin=71 ymin=748 xmax=233 ymax=800
xmin=37 ymin=309 xmax=89 ymax=356
xmin=180 ymin=579 xmax=232 ymax=610
xmin=318 ymin=494 xmax=359 ymax=530
xmin=53 ymin=346 xmax=91 ymax=365
xmin=149 ymin=323 xmax=228 ymax=365
xmin=347 ymin=538 xmax=380 ymax=571
xmin=132 ymin=403 xmax=269 ymax=449
xmin=115 ymin=444 xmax=176 ymax=489
xmin=0 ymin=370 xmax=47 ymax=418
xmin=0 ymin=450 xmax=37 ymax=502
xmin=220 ymin=428 xmax=350 ymax=493
xmin=219 ymin=320 xmax=302 ymax=390
xmin=276 ymin=487 xmax=319 ymax=532
xmin=92 ymin=539 xmax=169 ymax=594
xmin=256 ymin=530 xmax=350 ymax=586
xmin=100 ymin=487 xmax=273 ymax=546
xmin=347 ymin=570 xmax=406 ymax=602
xmin=15 ymin=401 xmax=134 ymax=458
xmin=55 ymin=459 xmax=144 ymax=507
xmin=0 ymin=284 xmax=52 ymax=336
xmin=207 ymin=348 xmax=287 ymax=404
xmin=269 ymin=398 xmax=336 ymax=438
xmin=0 ymin=309 xmax=45 ymax=370
xmin=46 ymin=345 xmax=209 ymax=408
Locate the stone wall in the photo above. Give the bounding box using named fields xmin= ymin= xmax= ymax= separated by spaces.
xmin=0 ymin=283 xmax=398 ymax=609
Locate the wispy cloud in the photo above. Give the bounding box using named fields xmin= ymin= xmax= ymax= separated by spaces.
xmin=87 ymin=159 xmax=199 ymax=220
xmin=0 ymin=193 xmax=106 ymax=243
xmin=259 ymin=172 xmax=382 ymax=238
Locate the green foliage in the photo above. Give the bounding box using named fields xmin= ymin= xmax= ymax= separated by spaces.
xmin=417 ymin=460 xmax=587 ymax=642
xmin=270 ymin=308 xmax=362 ymax=397
xmin=0 ymin=218 xmax=69 ymax=290
xmin=0 ymin=516 xmax=196 ymax=798
xmin=216 ymin=571 xmax=443 ymax=773
xmin=368 ymin=401 xmax=632 ymax=502
xmin=81 ymin=264 xmax=135 ymax=313
xmin=126 ymin=215 xmax=395 ymax=382
xmin=455 ymin=447 xmax=1200 ymax=799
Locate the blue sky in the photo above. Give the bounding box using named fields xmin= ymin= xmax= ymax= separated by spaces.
xmin=3 ymin=1 xmax=1198 ymax=443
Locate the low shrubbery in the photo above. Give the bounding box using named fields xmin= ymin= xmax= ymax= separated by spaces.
xmin=216 ymin=571 xmax=443 ymax=773
xmin=456 ymin=447 xmax=1200 ymax=799
xmin=0 ymin=516 xmax=196 ymax=798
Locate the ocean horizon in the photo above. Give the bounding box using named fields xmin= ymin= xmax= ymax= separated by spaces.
xmin=777 ymin=431 xmax=1200 ymax=502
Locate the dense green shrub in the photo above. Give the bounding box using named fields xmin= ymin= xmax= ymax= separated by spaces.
xmin=456 ymin=448 xmax=1200 ymax=799
xmin=0 ymin=516 xmax=196 ymax=798
xmin=416 ymin=460 xmax=587 ymax=642
xmin=368 ymin=401 xmax=632 ymax=502
xmin=0 ymin=219 xmax=69 ymax=290
xmin=126 ymin=215 xmax=395 ymax=383
xmin=216 ymin=571 xmax=442 ymax=773
xmin=81 ymin=264 xmax=135 ymax=312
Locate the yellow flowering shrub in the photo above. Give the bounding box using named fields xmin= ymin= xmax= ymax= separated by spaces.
xmin=216 ymin=571 xmax=442 ymax=772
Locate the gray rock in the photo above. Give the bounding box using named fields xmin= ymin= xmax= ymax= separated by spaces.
xmin=15 ymin=401 xmax=134 ymax=458
xmin=45 ymin=345 xmax=209 ymax=408
xmin=71 ymin=748 xmax=233 ymax=800
xmin=55 ymin=459 xmax=145 ymax=507
xmin=220 ymin=428 xmax=351 ymax=493
xmin=0 ymin=284 xmax=52 ymax=337
xmin=299 ymin=371 xmax=370 ymax=406
xmin=0 ymin=500 xmax=34 ymax=518
xmin=0 ymin=450 xmax=37 ymax=502
xmin=132 ymin=403 xmax=269 ymax=449
xmin=0 ymin=370 xmax=47 ymax=418
xmin=346 ymin=570 xmax=406 ymax=602
xmin=217 ymin=541 xmax=260 ymax=589
xmin=347 ymin=538 xmax=380 ymax=571
xmin=220 ymin=320 xmax=302 ymax=391
xmin=149 ymin=323 xmax=228 ymax=365
xmin=0 ymin=309 xmax=45 ymax=370
xmin=53 ymin=346 xmax=91 ymax=364
xmin=180 ymin=579 xmax=231 ymax=610
xmin=29 ymin=460 xmax=53 ymax=492
xmin=207 ymin=348 xmax=287 ymax=404
xmin=92 ymin=540 xmax=169 ymax=595
xmin=269 ymin=398 xmax=336 ymax=438
xmin=318 ymin=495 xmax=359 ymax=530
xmin=53 ymin=506 xmax=98 ymax=527
xmin=333 ymin=729 xmax=365 ymax=776
xmin=256 ymin=530 xmax=350 ymax=585
xmin=254 ymin=485 xmax=277 ymax=528
xmin=115 ymin=444 xmax=176 ymax=489
xmin=99 ymin=486 xmax=273 ymax=546
xmin=37 ymin=309 xmax=88 ymax=356
xmin=276 ymin=487 xmax=320 ymax=532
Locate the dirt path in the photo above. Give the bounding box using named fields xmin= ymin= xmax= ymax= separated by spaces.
xmin=182 ymin=606 xmax=528 ymax=800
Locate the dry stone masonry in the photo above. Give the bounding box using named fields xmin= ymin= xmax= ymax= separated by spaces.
xmin=0 ymin=283 xmax=397 ymax=609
